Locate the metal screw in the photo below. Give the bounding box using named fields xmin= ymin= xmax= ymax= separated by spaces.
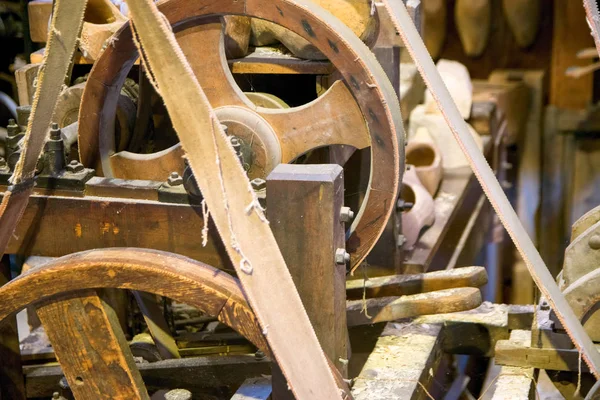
xmin=50 ymin=122 xmax=61 ymax=140
xmin=335 ymin=248 xmax=350 ymax=265
xmin=251 ymin=178 xmax=266 ymax=191
xmin=66 ymin=159 xmax=84 ymax=173
xmin=168 ymin=172 xmax=183 ymax=186
xmin=255 ymin=350 xmax=266 ymax=361
xmin=340 ymin=206 xmax=355 ymax=223
xmin=540 ymin=302 xmax=550 ymax=311
xmin=165 ymin=389 xmax=192 ymax=400
xmin=589 ymin=234 xmax=600 ymax=250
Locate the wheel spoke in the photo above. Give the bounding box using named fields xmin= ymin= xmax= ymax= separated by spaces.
xmin=257 ymin=81 xmax=369 ymax=162
xmin=110 ymin=144 xmax=185 ymax=181
xmin=176 ymin=19 xmax=252 ymax=109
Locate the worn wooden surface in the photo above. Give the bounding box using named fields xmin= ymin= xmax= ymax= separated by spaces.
xmin=0 ymin=257 xmax=26 ymax=400
xmin=352 ymin=322 xmax=444 ymax=400
xmin=550 ymin=1 xmax=594 ymax=109
xmin=78 ymin=0 xmax=403 ymax=274
xmin=14 ymin=64 xmax=41 ymax=107
xmin=495 ymin=329 xmax=599 ymax=372
xmin=347 ymin=287 xmax=482 ymax=326
xmin=346 ymin=266 xmax=487 ymax=300
xmin=268 ymin=164 xmax=348 ymax=399
xmin=27 ymin=0 xmax=52 ymax=43
xmin=490 ymin=365 xmax=536 ymax=400
xmin=36 ymin=290 xmax=149 ymax=399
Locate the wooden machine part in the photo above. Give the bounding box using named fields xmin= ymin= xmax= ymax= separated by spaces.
xmin=0 ymin=0 xmax=516 ymax=398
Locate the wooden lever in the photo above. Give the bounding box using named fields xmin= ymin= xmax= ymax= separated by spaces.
xmin=346 ymin=287 xmax=482 ymax=327
xmin=346 ymin=266 xmax=487 ymax=300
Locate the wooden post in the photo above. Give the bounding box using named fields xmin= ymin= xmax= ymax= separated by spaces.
xmin=36 ymin=290 xmax=149 ymax=399
xmin=267 ymin=164 xmax=349 ymax=399
xmin=0 ymin=256 xmax=26 ymax=400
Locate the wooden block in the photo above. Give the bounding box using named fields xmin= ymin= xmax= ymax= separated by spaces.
xmin=36 ymin=290 xmax=149 ymax=399
xmin=267 ymin=164 xmax=348 ymax=398
xmin=28 ymin=1 xmax=52 ymax=43
xmin=490 ymin=366 xmax=536 ymax=400
xmin=15 ymin=64 xmax=41 ymax=107
xmin=352 ymin=322 xmax=443 ymax=400
xmin=550 ymin=2 xmax=594 ymax=109
xmin=0 ymin=257 xmax=26 ymax=400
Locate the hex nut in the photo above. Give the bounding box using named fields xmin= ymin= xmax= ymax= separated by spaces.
xmin=168 ymin=172 xmax=184 ymax=186
xmin=340 ymin=206 xmax=355 ymax=223
xmin=335 ymin=248 xmax=350 ymax=265
xmin=251 ymin=177 xmax=266 ymax=191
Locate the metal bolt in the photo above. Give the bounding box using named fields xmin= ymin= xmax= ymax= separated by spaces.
xmin=335 ymin=248 xmax=350 ymax=265
xmin=66 ymin=159 xmax=84 ymax=173
xmin=6 ymin=119 xmax=19 ymax=137
xmin=540 ymin=302 xmax=550 ymax=311
xmin=255 ymin=350 xmax=266 ymax=361
xmin=397 ymin=234 xmax=407 ymax=247
xmin=229 ymin=136 xmax=242 ymax=151
xmin=165 ymin=389 xmax=192 ymax=400
xmin=397 ymin=199 xmax=414 ymax=212
xmin=168 ymin=171 xmax=183 ymax=186
xmin=50 ymin=122 xmax=61 ymax=140
xmin=52 ymin=392 xmax=60 ymax=400
xmin=340 ymin=206 xmax=355 ymax=223
xmin=251 ymin=177 xmax=266 ymax=191
xmin=0 ymin=157 xmax=7 ymax=168
xmin=589 ymin=234 xmax=600 ymax=250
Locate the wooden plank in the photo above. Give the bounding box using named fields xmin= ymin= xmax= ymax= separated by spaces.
xmin=352 ymin=322 xmax=443 ymax=400
xmin=14 ymin=64 xmax=41 ymax=107
xmin=24 ymin=355 xmax=271 ymax=398
xmin=495 ymin=329 xmax=599 ymax=372
xmin=36 ymin=290 xmax=149 ymax=399
xmin=228 ymin=48 xmax=333 ymax=74
xmin=267 ymin=164 xmax=348 ymax=399
xmin=3 ymin=191 xmax=232 ymax=270
xmin=550 ymin=1 xmax=594 ymax=109
xmin=0 ymin=256 xmax=26 ymax=400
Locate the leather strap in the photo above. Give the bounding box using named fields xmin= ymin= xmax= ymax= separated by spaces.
xmin=124 ymin=0 xmax=344 ymax=398
xmin=382 ymin=0 xmax=600 ymax=378
xmin=0 ymin=0 xmax=89 ymax=255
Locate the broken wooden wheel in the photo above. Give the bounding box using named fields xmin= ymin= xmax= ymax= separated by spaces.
xmin=78 ymin=0 xmax=404 ymax=270
xmin=0 ymin=248 xmax=350 ymax=398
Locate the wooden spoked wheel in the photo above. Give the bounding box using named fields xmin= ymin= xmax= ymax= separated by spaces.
xmin=0 ymin=248 xmax=348 ymax=398
xmin=78 ymin=0 xmax=404 ymax=270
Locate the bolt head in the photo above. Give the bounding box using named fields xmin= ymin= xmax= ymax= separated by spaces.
xmin=251 ymin=178 xmax=266 ymax=191
xmin=66 ymin=160 xmax=84 ymax=173
xmin=335 ymin=248 xmax=350 ymax=265
xmin=168 ymin=172 xmax=184 ymax=186
xmin=590 ymin=234 xmax=600 ymax=250
xmin=340 ymin=206 xmax=355 ymax=223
